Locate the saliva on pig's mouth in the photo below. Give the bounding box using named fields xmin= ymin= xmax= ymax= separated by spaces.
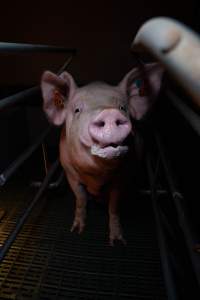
xmin=90 ymin=141 xmax=130 ymax=160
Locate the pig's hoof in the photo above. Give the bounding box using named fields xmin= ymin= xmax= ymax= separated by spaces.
xmin=70 ymin=219 xmax=85 ymax=234
xmin=109 ymin=234 xmax=127 ymax=246
xmin=109 ymin=216 xmax=126 ymax=246
xmin=109 ymin=225 xmax=126 ymax=246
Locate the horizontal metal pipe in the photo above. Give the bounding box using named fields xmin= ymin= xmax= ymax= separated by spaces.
xmin=0 ymin=159 xmax=60 ymax=262
xmin=166 ymin=90 xmax=200 ymax=137
xmin=0 ymin=42 xmax=76 ymax=54
xmin=0 ymin=126 xmax=51 ymax=186
xmin=155 ymin=132 xmax=200 ymax=288
xmin=146 ymin=153 xmax=178 ymax=300
xmin=0 ymin=52 xmax=75 ymax=111
xmin=30 ymin=171 xmax=64 ymax=189
xmin=132 ymin=17 xmax=200 ymax=108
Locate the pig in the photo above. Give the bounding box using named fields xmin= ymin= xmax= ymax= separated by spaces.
xmin=41 ymin=63 xmax=163 ymax=245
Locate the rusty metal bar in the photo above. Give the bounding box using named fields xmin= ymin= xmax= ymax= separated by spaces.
xmin=0 ymin=42 xmax=76 ymax=54
xmin=132 ymin=17 xmax=200 ymax=108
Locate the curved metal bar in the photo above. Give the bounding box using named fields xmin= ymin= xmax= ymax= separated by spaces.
xmin=132 ymin=17 xmax=200 ymax=108
xmin=0 ymin=126 xmax=51 ymax=186
xmin=0 ymin=42 xmax=76 ymax=54
xmin=0 ymin=86 xmax=40 ymax=111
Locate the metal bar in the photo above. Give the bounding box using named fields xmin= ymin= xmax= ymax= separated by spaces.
xmin=0 ymin=50 xmax=74 ymax=183
xmin=166 ymin=90 xmax=200 ymax=137
xmin=42 ymin=143 xmax=49 ymax=176
xmin=0 ymin=127 xmax=51 ymax=186
xmin=0 ymin=159 xmax=60 ymax=262
xmin=57 ymin=55 xmax=74 ymax=75
xmin=155 ymin=131 xmax=200 ymax=287
xmin=146 ymin=152 xmax=178 ymax=300
xmin=49 ymin=171 xmax=64 ymax=189
xmin=132 ymin=17 xmax=200 ymax=108
xmin=0 ymin=42 xmax=76 ymax=54
xmin=0 ymin=86 xmax=40 ymax=111
xmin=0 ymin=52 xmax=75 ymax=111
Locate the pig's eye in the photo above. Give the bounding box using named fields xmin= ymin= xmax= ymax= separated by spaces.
xmin=119 ymin=105 xmax=126 ymax=112
xmin=74 ymin=108 xmax=81 ymax=114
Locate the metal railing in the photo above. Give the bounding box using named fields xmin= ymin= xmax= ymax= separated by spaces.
xmin=0 ymin=43 xmax=76 ymax=110
xmin=132 ymin=17 xmax=200 ymax=299
xmin=0 ymin=41 xmax=76 ymax=261
xmin=0 ymin=42 xmax=76 ymax=54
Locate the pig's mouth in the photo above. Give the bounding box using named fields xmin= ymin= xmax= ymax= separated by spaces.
xmin=91 ymin=143 xmax=129 ymax=159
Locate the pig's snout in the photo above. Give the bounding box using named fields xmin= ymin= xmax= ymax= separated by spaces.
xmin=89 ymin=109 xmax=131 ymax=147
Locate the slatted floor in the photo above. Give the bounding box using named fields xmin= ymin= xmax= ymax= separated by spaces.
xmin=0 ymin=178 xmax=167 ymax=299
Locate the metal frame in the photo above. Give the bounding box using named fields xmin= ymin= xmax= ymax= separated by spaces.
xmin=155 ymin=133 xmax=200 ymax=285
xmin=132 ymin=17 xmax=200 ymax=299
xmin=0 ymin=159 xmax=60 ymax=262
xmin=0 ymin=43 xmax=75 ymax=182
xmin=0 ymin=52 xmax=75 ymax=111
xmin=146 ymin=152 xmax=178 ymax=300
xmin=0 ymin=42 xmax=76 ymax=261
xmin=0 ymin=127 xmax=51 ymax=186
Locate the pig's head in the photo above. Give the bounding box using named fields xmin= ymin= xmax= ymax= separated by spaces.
xmin=41 ymin=64 xmax=163 ymax=162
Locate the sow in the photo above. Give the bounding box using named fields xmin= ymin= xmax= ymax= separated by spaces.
xmin=41 ymin=64 xmax=163 ymax=245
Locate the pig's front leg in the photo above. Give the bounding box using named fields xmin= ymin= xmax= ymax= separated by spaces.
xmin=108 ymin=187 xmax=126 ymax=246
xmin=67 ymin=176 xmax=88 ymax=234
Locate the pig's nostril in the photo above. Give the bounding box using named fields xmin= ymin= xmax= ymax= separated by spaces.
xmin=95 ymin=120 xmax=105 ymax=128
xmin=116 ymin=119 xmax=126 ymax=126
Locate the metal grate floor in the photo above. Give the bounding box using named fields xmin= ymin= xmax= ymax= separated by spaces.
xmin=0 ymin=179 xmax=167 ymax=299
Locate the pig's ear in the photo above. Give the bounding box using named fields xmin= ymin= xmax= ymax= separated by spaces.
xmin=119 ymin=63 xmax=164 ymax=120
xmin=41 ymin=71 xmax=77 ymax=126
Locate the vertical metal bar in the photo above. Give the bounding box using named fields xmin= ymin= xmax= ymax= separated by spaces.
xmin=42 ymin=143 xmax=49 ymax=176
xmin=146 ymin=153 xmax=178 ymax=300
xmin=0 ymin=159 xmax=60 ymax=262
xmin=155 ymin=131 xmax=200 ymax=287
xmin=166 ymin=90 xmax=200 ymax=137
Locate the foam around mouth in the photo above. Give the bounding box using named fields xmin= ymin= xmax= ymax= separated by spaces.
xmin=91 ymin=144 xmax=129 ymax=159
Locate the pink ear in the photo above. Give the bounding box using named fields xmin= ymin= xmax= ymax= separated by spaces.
xmin=41 ymin=71 xmax=76 ymax=126
xmin=119 ymin=63 xmax=164 ymax=120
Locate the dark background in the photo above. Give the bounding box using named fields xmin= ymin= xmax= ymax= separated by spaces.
xmin=0 ymin=0 xmax=199 ymax=85
xmin=0 ymin=3 xmax=199 ymax=297
xmin=0 ymin=0 xmax=199 ymax=200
